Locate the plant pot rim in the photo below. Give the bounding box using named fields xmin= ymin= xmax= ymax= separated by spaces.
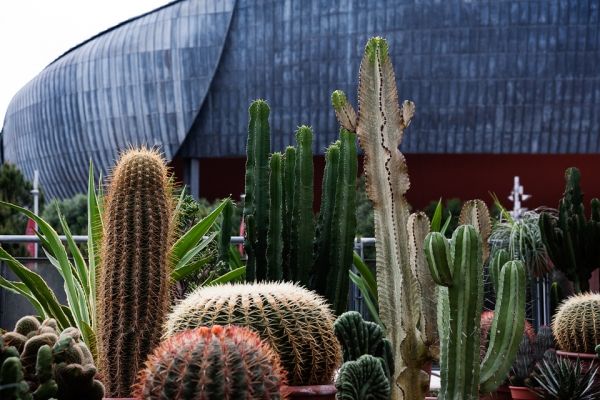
xmin=556 ymin=349 xmax=600 ymax=360
xmin=281 ymin=384 xmax=337 ymax=395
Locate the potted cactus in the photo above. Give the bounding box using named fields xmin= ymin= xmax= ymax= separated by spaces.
xmin=164 ymin=282 xmax=342 ymax=399
xmin=0 ymin=316 xmax=104 ymax=400
xmin=552 ymin=292 xmax=600 ymax=371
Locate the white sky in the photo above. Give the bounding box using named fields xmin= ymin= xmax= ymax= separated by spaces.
xmin=0 ymin=0 xmax=170 ymax=128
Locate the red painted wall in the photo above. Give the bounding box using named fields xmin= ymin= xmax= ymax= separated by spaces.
xmin=172 ymin=153 xmax=600 ymax=212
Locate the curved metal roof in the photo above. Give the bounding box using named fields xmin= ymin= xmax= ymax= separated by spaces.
xmin=3 ymin=0 xmax=600 ymax=198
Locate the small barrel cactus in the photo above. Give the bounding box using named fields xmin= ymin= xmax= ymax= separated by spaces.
xmin=98 ymin=148 xmax=175 ymax=397
xmin=552 ymin=292 xmax=600 ymax=353
xmin=165 ymin=282 xmax=342 ymax=385
xmin=134 ymin=325 xmax=286 ymax=399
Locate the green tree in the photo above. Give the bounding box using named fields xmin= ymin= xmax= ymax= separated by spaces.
xmin=42 ymin=193 xmax=88 ymax=235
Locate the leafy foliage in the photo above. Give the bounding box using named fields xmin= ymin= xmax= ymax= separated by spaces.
xmin=42 ymin=194 xmax=87 ymax=235
xmin=531 ymin=353 xmax=600 ymax=399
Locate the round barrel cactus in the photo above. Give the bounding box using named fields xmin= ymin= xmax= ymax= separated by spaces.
xmin=165 ymin=282 xmax=342 ymax=385
xmin=134 ymin=325 xmax=286 ymax=399
xmin=552 ymin=292 xmax=600 ymax=353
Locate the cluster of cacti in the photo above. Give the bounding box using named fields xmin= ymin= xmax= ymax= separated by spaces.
xmin=552 ymin=292 xmax=600 ymax=353
xmin=331 ymin=37 xmax=437 ymax=399
xmin=97 ymin=148 xmax=175 ymax=397
xmin=0 ymin=316 xmax=103 ymax=400
xmin=425 ymin=199 xmax=527 ymax=399
xmin=134 ymin=325 xmax=286 ymax=399
xmin=242 ymin=99 xmax=357 ymax=313
xmin=334 ymin=311 xmax=393 ymax=399
xmin=539 ymin=167 xmax=600 ymax=293
xmin=164 ymin=282 xmax=341 ymax=386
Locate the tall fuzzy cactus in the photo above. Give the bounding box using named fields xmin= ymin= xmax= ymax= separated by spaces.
xmin=425 ymin=224 xmax=526 ymax=399
xmin=134 ymin=326 xmax=286 ymax=400
xmin=97 ymin=148 xmax=174 ymax=397
xmin=164 ymin=282 xmax=342 ymax=386
xmin=332 ymin=38 xmax=437 ymax=399
xmin=539 ymin=167 xmax=600 ymax=293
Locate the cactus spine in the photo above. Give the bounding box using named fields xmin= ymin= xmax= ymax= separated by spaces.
xmin=134 ymin=326 xmax=286 ymax=400
xmin=244 ymin=100 xmax=271 ymax=281
xmin=97 ymin=148 xmax=174 ymax=397
xmin=539 ymin=167 xmax=600 ymax=293
xmin=332 ymin=37 xmax=436 ymax=399
xmin=165 ymin=282 xmax=342 ymax=386
xmin=267 ymin=152 xmax=283 ymax=280
xmin=552 ymin=292 xmax=600 ymax=353
xmin=425 ymin=224 xmax=526 ymax=399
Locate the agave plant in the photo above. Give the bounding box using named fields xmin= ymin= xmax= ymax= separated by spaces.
xmin=0 ymin=162 xmax=240 ymax=361
xmin=531 ymin=353 xmax=600 ymax=400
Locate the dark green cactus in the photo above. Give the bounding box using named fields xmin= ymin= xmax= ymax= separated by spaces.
xmin=97 ymin=148 xmax=174 ymax=397
xmin=489 ymin=249 xmax=510 ymax=294
xmin=334 ymin=311 xmax=394 ymax=380
xmin=267 ymin=152 xmax=283 ymax=280
xmin=217 ymin=198 xmax=234 ymax=265
xmin=134 ymin=325 xmax=286 ymax=400
xmin=292 ymin=125 xmax=315 ymax=286
xmin=282 ymin=146 xmax=297 ymax=281
xmin=550 ymin=281 xmax=564 ymax=316
xmin=54 ymin=363 xmax=104 ymax=400
xmin=243 ymin=99 xmax=271 ymax=281
xmin=540 ymin=167 xmax=600 ymax=293
xmin=335 ymin=355 xmax=390 ymax=400
xmin=425 ymin=224 xmax=527 ymax=398
xmin=314 ymin=141 xmax=340 ymax=294
xmin=0 ymin=357 xmax=30 ymax=400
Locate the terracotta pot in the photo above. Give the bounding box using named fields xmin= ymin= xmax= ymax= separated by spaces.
xmin=281 ymin=384 xmax=337 ymax=399
xmin=508 ymin=386 xmax=538 ymax=399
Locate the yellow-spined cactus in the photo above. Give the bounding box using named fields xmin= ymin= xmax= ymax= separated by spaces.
xmin=552 ymin=292 xmax=600 ymax=353
xmin=164 ymin=282 xmax=342 ymax=386
xmin=97 ymin=148 xmax=175 ymax=397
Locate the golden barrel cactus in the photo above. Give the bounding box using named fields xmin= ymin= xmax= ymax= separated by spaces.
xmin=552 ymin=292 xmax=600 ymax=353
xmin=164 ymin=282 xmax=341 ymax=386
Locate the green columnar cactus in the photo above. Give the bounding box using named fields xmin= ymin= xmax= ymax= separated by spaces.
xmin=243 ymin=99 xmax=271 ymax=281
xmin=165 ymin=282 xmax=342 ymax=386
xmin=552 ymin=292 xmax=600 ymax=353
xmin=282 ymin=146 xmax=296 ymax=281
xmin=135 ymin=325 xmax=286 ymax=400
xmin=217 ymin=198 xmax=234 ymax=265
xmin=540 ymin=167 xmax=600 ymax=293
xmin=267 ymin=152 xmax=283 ymax=280
xmin=32 ymin=345 xmax=58 ymax=400
xmin=292 ymin=126 xmax=315 ymax=285
xmin=332 ymin=37 xmax=437 ymax=400
xmin=0 ymin=357 xmax=30 ymax=400
xmin=425 ymin=225 xmax=526 ymax=399
xmin=314 ymin=141 xmax=340 ymax=294
xmin=97 ymin=148 xmax=174 ymax=397
xmin=336 ymin=355 xmax=390 ymax=400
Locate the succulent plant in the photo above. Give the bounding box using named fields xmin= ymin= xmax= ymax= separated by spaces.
xmin=531 ymin=352 xmax=600 ymax=399
xmin=552 ymin=292 xmax=600 ymax=354
xmin=509 ymin=327 xmax=555 ymax=388
xmin=539 ymin=167 xmax=600 ymax=293
xmin=97 ymin=148 xmax=175 ymax=397
xmin=0 ymin=356 xmax=30 ymax=400
xmin=165 ymin=282 xmax=342 ymax=386
xmin=331 ymin=37 xmax=437 ymax=400
xmin=134 ymin=325 xmax=286 ymax=400
xmin=335 ymin=355 xmax=390 ymax=400
xmin=425 ymin=220 xmax=527 ymax=398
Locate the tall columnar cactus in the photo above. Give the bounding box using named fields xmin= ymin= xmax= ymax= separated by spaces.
xmin=244 ymin=99 xmax=271 ymax=281
xmin=552 ymin=292 xmax=600 ymax=354
xmin=281 ymin=146 xmax=296 ymax=281
xmin=134 ymin=326 xmax=286 ymax=400
xmin=331 ymin=37 xmax=437 ymax=399
xmin=539 ymin=167 xmax=600 ymax=293
xmin=425 ymin=224 xmax=527 ymax=399
xmin=292 ymin=126 xmax=315 ymax=285
xmin=164 ymin=282 xmax=342 ymax=386
xmin=267 ymin=152 xmax=283 ymax=280
xmin=97 ymin=148 xmax=174 ymax=397
xmin=217 ymin=198 xmax=234 ymax=265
